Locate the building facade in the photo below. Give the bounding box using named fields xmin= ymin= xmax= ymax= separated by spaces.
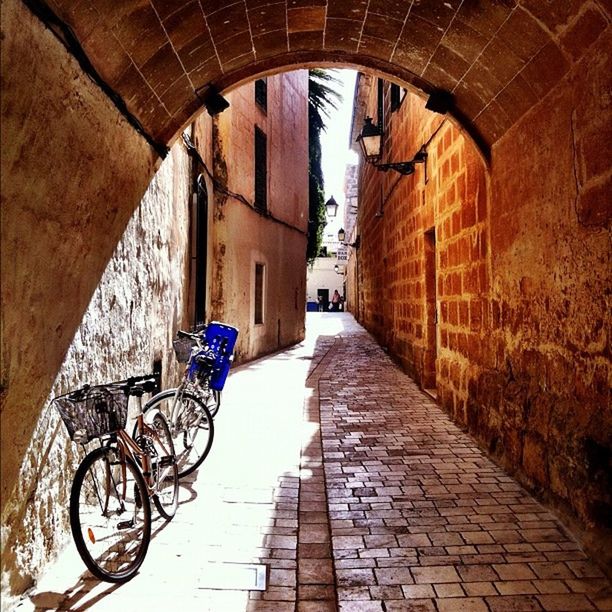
xmin=347 ymin=73 xmax=610 ymax=559
xmin=306 ymin=204 xmax=346 ymax=312
xmin=1 ymin=71 xmax=309 ymax=596
xmin=192 ymin=72 xmax=309 ymax=359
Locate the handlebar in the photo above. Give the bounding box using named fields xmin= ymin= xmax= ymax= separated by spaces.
xmin=66 ymin=374 xmax=158 ymax=400
xmin=177 ymin=329 xmax=201 ymax=341
xmin=177 ymin=329 xmax=229 ymax=354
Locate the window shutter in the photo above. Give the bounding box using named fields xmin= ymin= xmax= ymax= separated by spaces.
xmin=254 ymin=127 xmax=267 ymax=213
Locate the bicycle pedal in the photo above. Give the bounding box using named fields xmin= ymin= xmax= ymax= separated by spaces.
xmin=117 ymin=519 xmax=135 ymax=530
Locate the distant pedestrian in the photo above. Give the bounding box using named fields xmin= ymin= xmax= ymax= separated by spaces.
xmin=317 ymin=295 xmax=323 ymax=312
xmin=331 ymin=290 xmax=342 ymax=312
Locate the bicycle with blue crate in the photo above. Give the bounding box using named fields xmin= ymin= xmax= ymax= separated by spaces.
xmin=143 ymin=321 xmax=239 ymax=478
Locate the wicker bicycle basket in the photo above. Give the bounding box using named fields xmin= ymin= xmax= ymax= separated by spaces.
xmin=53 ymin=385 xmax=129 ymax=442
xmin=173 ymin=335 xmax=197 ymax=363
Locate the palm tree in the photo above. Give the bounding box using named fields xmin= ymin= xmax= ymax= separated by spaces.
xmin=307 ymin=69 xmax=342 ymax=264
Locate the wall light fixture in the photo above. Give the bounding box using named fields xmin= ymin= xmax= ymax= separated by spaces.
xmin=356 ymin=117 xmax=428 ymax=176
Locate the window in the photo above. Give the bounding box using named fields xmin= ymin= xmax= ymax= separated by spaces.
xmin=254 ymin=126 xmax=267 ymax=213
xmin=255 ymin=78 xmax=267 ymax=111
xmin=254 ymin=263 xmax=265 ymax=324
xmin=390 ymin=83 xmax=407 ymax=112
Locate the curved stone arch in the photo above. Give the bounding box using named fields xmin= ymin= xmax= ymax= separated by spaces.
xmin=175 ymin=53 xmax=492 ymax=165
xmin=43 ymin=0 xmax=601 ymax=155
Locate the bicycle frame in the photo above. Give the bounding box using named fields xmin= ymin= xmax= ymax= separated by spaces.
xmin=94 ymin=398 xmax=174 ymax=507
xmin=164 ymin=382 xmax=206 ymax=435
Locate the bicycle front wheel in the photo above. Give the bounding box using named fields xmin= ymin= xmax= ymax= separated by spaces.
xmin=70 ymin=447 xmax=151 ymax=582
xmin=146 ymin=409 xmax=179 ymax=519
xmin=145 ymin=389 xmax=214 ymax=478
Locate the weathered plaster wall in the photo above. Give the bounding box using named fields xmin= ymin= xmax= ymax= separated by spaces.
xmin=1 ymin=144 xmax=191 ymax=598
xmin=205 ymin=72 xmax=309 ymax=359
xmin=1 ymin=0 xmax=158 ymax=518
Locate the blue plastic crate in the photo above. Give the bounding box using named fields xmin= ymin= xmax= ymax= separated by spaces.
xmin=204 ymin=321 xmax=239 ymax=390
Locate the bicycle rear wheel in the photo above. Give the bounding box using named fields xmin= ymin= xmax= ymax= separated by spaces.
xmin=70 ymin=446 xmax=151 ymax=582
xmin=145 ymin=389 xmax=214 ymax=478
xmin=146 ymin=410 xmax=179 ymax=519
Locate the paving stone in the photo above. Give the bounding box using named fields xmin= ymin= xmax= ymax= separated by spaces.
xmin=436 ymin=597 xmax=489 ymax=611
xmin=486 ymin=595 xmax=543 ymax=611
xmin=536 ymin=593 xmax=596 ymax=610
xmin=374 ymin=567 xmax=414 ymax=585
xmin=412 ymin=566 xmax=462 ymax=584
xmin=494 ymin=563 xmax=538 ymax=581
xmin=495 ymin=580 xmax=539 ymax=595
xmin=339 ymin=601 xmax=384 ymax=611
xmin=297 ymin=601 xmax=337 ymax=612
xmin=369 ymin=585 xmax=404 ymax=599
xmin=434 ymin=582 xmax=465 ymax=597
xmin=463 ymin=581 xmax=498 ymax=596
xmin=298 ymin=558 xmax=334 ymax=585
xmin=457 ymin=564 xmax=499 ymax=582
xmin=337 ymin=568 xmax=376 ymax=587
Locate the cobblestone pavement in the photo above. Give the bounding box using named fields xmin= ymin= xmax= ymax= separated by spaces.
xmin=16 ymin=314 xmax=611 ymax=611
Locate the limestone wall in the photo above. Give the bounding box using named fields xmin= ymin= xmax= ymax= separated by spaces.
xmin=1 ymin=0 xmax=158 ymax=539
xmin=352 ymin=32 xmax=611 ymax=564
xmin=1 ymin=145 xmax=191 ymax=598
xmin=483 ymin=29 xmax=611 ymax=552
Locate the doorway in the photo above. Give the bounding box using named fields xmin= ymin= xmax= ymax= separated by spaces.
xmin=317 ymin=288 xmax=329 ymax=312
xmin=424 ymin=228 xmax=437 ymax=395
xmin=193 ymin=174 xmax=208 ymax=327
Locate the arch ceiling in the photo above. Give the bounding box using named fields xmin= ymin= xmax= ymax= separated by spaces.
xmin=43 ymin=0 xmax=609 ymax=150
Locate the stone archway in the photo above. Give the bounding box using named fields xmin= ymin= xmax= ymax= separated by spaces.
xmin=2 ymin=0 xmax=610 ymax=575
xmin=28 ymin=0 xmax=603 ymax=150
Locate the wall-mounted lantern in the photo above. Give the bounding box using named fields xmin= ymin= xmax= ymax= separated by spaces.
xmin=337 ymin=227 xmax=360 ymax=249
xmin=325 ymin=196 xmax=339 ymax=217
xmin=356 ymin=116 xmax=428 ymax=176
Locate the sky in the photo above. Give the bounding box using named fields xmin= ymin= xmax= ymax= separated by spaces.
xmin=319 ymin=69 xmax=359 ymax=214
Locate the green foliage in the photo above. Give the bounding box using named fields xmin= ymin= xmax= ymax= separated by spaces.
xmin=307 ymin=69 xmax=343 ymax=264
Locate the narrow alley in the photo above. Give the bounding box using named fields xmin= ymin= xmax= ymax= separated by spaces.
xmin=17 ymin=314 xmax=610 ymax=612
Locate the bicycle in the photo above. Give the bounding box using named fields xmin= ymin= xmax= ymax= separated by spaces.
xmin=144 ymin=321 xmax=239 ymax=478
xmin=52 ymin=374 xmax=179 ymax=583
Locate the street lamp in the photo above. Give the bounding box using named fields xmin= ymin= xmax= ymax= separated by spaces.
xmin=355 ymin=117 xmax=382 ymax=162
xmin=356 ymin=117 xmax=428 ymax=176
xmin=325 ymin=196 xmax=339 ymax=217
xmin=337 ymin=227 xmax=360 ymax=249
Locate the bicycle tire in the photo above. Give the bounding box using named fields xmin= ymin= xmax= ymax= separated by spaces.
xmin=70 ymin=446 xmax=151 ymax=582
xmin=144 ymin=389 xmax=214 ymax=478
xmin=147 ymin=410 xmax=179 ymax=519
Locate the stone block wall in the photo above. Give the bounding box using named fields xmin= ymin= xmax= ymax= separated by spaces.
xmin=352 ymin=44 xmax=611 ymax=561
xmin=482 ymin=29 xmax=611 ymax=548
xmin=1 ymin=145 xmax=191 ymax=597
xmin=1 ymin=0 xmax=158 ymax=590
